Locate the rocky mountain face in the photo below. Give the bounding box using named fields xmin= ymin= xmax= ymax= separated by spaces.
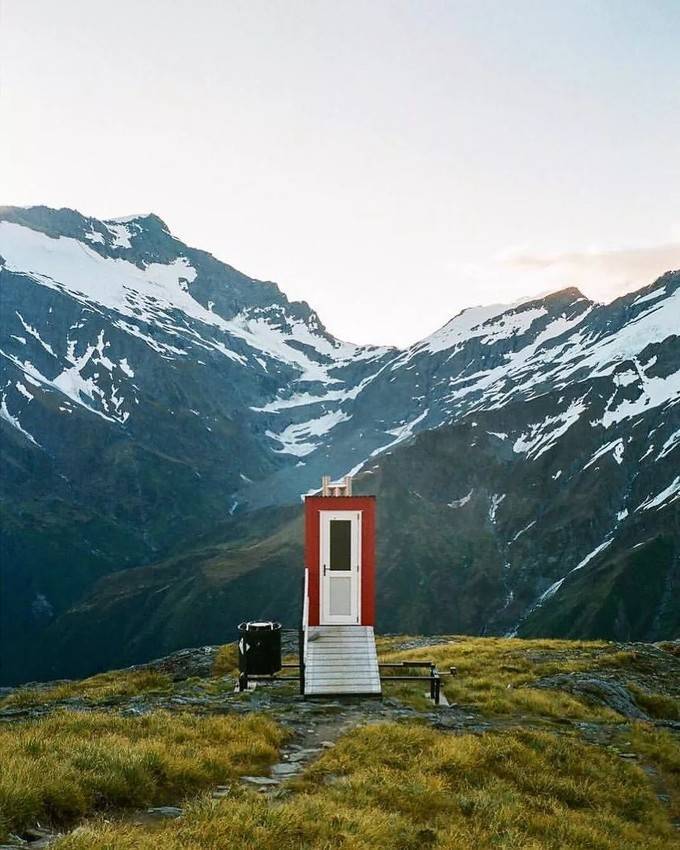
xmin=1 ymin=206 xmax=678 ymax=683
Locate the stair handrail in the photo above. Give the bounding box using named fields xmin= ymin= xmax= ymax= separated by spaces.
xmin=302 ymin=567 xmax=309 ymax=630
xmin=300 ymin=567 xmax=309 ymax=694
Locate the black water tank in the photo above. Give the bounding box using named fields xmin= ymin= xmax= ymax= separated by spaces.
xmin=238 ymin=621 xmax=282 ymax=675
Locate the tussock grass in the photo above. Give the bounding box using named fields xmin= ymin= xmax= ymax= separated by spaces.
xmin=0 ymin=710 xmax=283 ymax=841
xmin=378 ymin=636 xmax=622 ymax=719
xmin=627 ymin=723 xmax=680 ymax=823
xmin=1 ymin=670 xmax=172 ymax=709
xmin=657 ymin=641 xmax=680 ymax=657
xmin=56 ymin=723 xmax=675 ymax=850
xmin=629 ymin=724 xmax=680 ymax=775
xmin=212 ymin=643 xmax=239 ymax=677
xmin=628 ymin=684 xmax=680 ymax=720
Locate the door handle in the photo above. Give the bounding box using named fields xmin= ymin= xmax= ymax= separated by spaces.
xmin=323 ymin=564 xmax=327 ymax=576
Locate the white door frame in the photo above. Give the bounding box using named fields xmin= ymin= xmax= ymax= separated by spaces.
xmin=319 ymin=510 xmax=361 ymax=625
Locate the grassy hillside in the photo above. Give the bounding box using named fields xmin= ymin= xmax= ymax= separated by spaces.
xmin=0 ymin=636 xmax=678 ymax=848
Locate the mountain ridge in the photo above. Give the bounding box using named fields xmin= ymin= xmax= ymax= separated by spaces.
xmin=1 ymin=205 xmax=678 ymax=684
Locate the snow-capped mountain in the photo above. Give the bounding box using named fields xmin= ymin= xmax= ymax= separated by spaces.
xmin=1 ymin=206 xmax=678 ymax=683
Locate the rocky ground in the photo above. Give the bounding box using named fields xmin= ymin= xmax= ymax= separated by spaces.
xmin=1 ymin=635 xmax=678 ymax=848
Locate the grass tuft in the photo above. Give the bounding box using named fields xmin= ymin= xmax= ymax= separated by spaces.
xmin=0 ymin=710 xmax=283 ymax=840
xmin=627 ymin=684 xmax=680 ymax=720
xmin=212 ymin=643 xmax=239 ymax=677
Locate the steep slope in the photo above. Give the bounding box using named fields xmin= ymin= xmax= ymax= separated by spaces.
xmin=0 ymin=206 xmax=392 ymax=681
xmin=1 ymin=205 xmax=678 ymax=683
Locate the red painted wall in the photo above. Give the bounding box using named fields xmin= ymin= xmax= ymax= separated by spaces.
xmin=304 ymin=495 xmax=376 ymax=626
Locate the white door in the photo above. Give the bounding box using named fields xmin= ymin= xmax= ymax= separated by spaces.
xmin=320 ymin=510 xmax=361 ymax=625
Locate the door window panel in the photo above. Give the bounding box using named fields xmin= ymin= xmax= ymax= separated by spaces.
xmin=329 ymin=519 xmax=351 ymax=571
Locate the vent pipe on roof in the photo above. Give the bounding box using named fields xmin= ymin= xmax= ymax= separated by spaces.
xmin=321 ymin=475 xmax=352 ymax=497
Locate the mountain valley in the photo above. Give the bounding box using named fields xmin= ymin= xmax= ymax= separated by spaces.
xmin=1 ymin=206 xmax=678 ymax=683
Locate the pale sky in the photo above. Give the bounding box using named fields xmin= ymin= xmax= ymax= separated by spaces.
xmin=1 ymin=0 xmax=679 ymax=346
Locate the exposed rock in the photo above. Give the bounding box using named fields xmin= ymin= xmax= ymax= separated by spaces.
xmin=286 ymin=748 xmax=321 ymax=762
xmin=145 ymin=806 xmax=183 ymax=818
xmin=529 ymin=674 xmax=649 ymax=719
xmin=271 ymin=762 xmax=302 ymax=777
xmin=131 ymin=647 xmax=220 ymax=681
xmin=211 ymin=787 xmax=230 ymax=799
xmin=240 ymin=776 xmax=280 ymax=786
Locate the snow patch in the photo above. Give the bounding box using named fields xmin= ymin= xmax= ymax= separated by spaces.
xmin=633 ymin=287 xmax=666 ymax=307
xmin=15 ymin=381 xmax=33 ymax=401
xmin=636 ymin=477 xmax=680 ymax=512
xmin=448 ymin=489 xmax=473 ymax=508
xmin=572 ymin=538 xmax=614 ymax=572
xmin=513 ymin=397 xmax=587 ymax=460
xmin=489 ymin=493 xmax=505 ymax=522
xmin=510 ymin=520 xmax=536 ymax=542
xmin=119 ymin=358 xmax=134 ymax=377
xmin=105 ymin=222 xmax=132 ymax=248
xmin=15 ymin=312 xmax=56 ymax=357
xmin=583 ymin=438 xmax=625 ymax=470
xmin=0 ymin=394 xmax=40 ymax=446
xmin=84 ymin=228 xmax=105 ymax=245
xmin=266 ymin=409 xmax=351 ymax=456
xmin=369 ymin=409 xmax=429 ymax=458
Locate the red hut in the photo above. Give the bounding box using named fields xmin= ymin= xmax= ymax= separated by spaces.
xmin=304 ymin=475 xmax=376 ymax=627
xmin=301 ymin=476 xmax=381 ymax=696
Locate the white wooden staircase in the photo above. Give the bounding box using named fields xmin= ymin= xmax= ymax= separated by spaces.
xmin=303 ymin=625 xmax=382 ymax=697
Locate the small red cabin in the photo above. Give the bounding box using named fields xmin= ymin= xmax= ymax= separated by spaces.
xmin=304 ymin=476 xmax=376 ymax=627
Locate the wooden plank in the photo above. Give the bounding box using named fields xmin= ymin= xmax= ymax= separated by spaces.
xmin=306 ymin=664 xmax=380 ymax=676
xmin=306 ymin=682 xmax=381 ymax=689
xmin=307 ymin=676 xmax=379 ymax=683
xmin=307 ymin=660 xmax=375 ymax=665
xmin=305 ymin=661 xmax=378 ymax=673
xmin=307 ymin=682 xmax=381 ymax=689
xmin=307 ymin=646 xmax=374 ymax=651
xmin=306 ymin=664 xmax=378 ymax=671
xmin=306 ymin=672 xmax=380 ymax=681
xmin=308 ymin=638 xmax=373 ymax=644
xmin=305 ymin=685 xmax=381 ymax=696
xmin=308 ymin=636 xmax=374 ymax=642
xmin=307 ymin=652 xmax=377 ymax=660
xmin=307 ymin=672 xmax=380 ymax=680
xmin=303 ymin=624 xmax=381 ymax=697
xmin=307 ymin=676 xmax=380 ymax=688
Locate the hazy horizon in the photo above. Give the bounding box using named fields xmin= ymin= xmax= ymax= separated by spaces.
xmin=2 ymin=0 xmax=679 ymax=345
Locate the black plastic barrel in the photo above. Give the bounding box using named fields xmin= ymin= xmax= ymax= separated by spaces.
xmin=237 ymin=621 xmax=282 ymax=675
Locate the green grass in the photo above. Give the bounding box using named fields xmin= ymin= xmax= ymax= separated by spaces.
xmin=626 ymin=723 xmax=680 ymax=824
xmin=377 ymin=636 xmax=628 ymax=720
xmin=1 ymin=669 xmax=172 ymax=709
xmin=212 ymin=643 xmax=239 ymax=677
xmin=627 ymin=684 xmax=680 ymax=720
xmin=0 ymin=710 xmax=283 ymax=841
xmin=55 ymin=722 xmax=676 ymax=850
